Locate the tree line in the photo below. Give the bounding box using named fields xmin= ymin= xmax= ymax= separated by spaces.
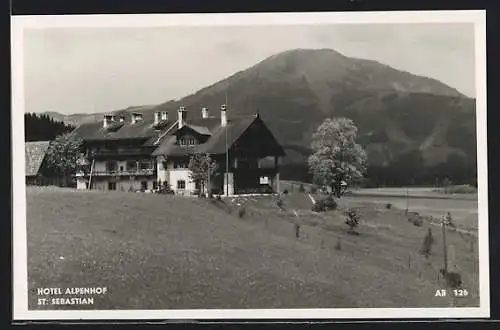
xmin=25 ymin=112 xmax=75 ymax=142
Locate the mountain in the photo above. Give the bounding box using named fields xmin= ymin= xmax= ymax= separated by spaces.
xmin=40 ymin=48 xmax=476 ymax=184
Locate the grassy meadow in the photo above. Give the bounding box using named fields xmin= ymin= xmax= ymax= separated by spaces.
xmin=26 ymin=186 xmax=480 ymax=310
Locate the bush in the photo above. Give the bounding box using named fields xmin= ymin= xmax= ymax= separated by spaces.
xmin=420 ymin=228 xmax=435 ymax=258
xmin=310 ymin=185 xmax=318 ymax=194
xmin=345 ymin=208 xmax=360 ymax=233
xmin=443 ymin=212 xmax=456 ymax=229
xmin=283 ymin=189 xmax=289 ymax=195
xmin=157 ymin=181 xmax=174 ymax=194
xmin=413 ymin=217 xmax=424 ymax=227
xmin=407 ymin=211 xmax=420 ymax=222
xmin=216 ymin=195 xmax=222 ymax=201
xmin=442 ymin=177 xmax=453 ymax=188
xmin=311 ymin=195 xmax=337 ymax=212
xmin=334 ymin=238 xmax=342 ymax=250
xmin=276 ymin=197 xmax=285 ymax=210
xmin=299 ymin=184 xmax=305 ymax=192
xmin=386 ymin=203 xmax=392 ymax=209
xmin=238 ymin=206 xmax=246 ymax=218
xmin=443 ymin=184 xmax=477 ymax=194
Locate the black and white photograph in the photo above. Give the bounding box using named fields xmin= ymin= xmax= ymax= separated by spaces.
xmin=11 ymin=11 xmax=488 ymax=320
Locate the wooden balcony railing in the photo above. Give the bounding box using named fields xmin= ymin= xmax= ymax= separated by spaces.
xmin=78 ymin=168 xmax=155 ymax=177
xmin=89 ymin=148 xmax=153 ymax=157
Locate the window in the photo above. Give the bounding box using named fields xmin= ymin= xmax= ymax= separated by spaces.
xmin=106 ymin=160 xmax=118 ymax=172
xmin=139 ymin=161 xmax=152 ymax=170
xmin=177 ymin=180 xmax=186 ymax=189
xmin=126 ymin=161 xmax=137 ymax=171
xmin=141 ymin=181 xmax=148 ymax=191
xmin=174 ymin=160 xmax=187 ymax=169
xmin=108 ymin=182 xmax=117 ymax=191
xmin=178 ymin=134 xmax=198 ymax=146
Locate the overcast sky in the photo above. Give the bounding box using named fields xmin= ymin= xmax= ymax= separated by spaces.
xmin=23 ymin=23 xmax=475 ymax=115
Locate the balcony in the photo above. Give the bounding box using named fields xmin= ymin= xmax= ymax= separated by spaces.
xmin=90 ymin=148 xmax=153 ymax=158
xmin=79 ymin=168 xmax=156 ymax=177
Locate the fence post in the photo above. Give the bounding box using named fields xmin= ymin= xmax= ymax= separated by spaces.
xmin=442 ymin=216 xmax=448 ymax=275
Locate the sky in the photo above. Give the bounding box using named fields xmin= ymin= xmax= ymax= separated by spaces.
xmin=23 ymin=23 xmax=476 ymax=115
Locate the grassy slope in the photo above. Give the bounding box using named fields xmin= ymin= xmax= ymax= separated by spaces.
xmin=26 ymin=187 xmax=479 ymax=310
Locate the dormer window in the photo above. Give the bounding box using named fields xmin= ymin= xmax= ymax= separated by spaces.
xmin=178 ymin=135 xmax=198 ymax=146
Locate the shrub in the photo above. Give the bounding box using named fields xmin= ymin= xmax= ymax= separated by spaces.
xmin=345 ymin=208 xmax=360 ymax=233
xmin=216 ymin=195 xmax=222 ymax=201
xmin=238 ymin=206 xmax=246 ymax=218
xmin=276 ymin=197 xmax=285 ymax=210
xmin=443 ymin=184 xmax=477 ymax=195
xmin=442 ymin=177 xmax=453 ymax=188
xmin=283 ymin=189 xmax=289 ymax=195
xmin=294 ymin=224 xmax=300 ymax=238
xmin=334 ymin=238 xmax=342 ymax=250
xmin=310 ymin=185 xmax=318 ymax=194
xmin=443 ymin=212 xmax=456 ymax=229
xmin=440 ymin=269 xmax=463 ymax=289
xmin=413 ymin=217 xmax=424 ymax=227
xmin=298 ymin=184 xmax=305 ymax=192
xmin=311 ymin=195 xmax=338 ymax=212
xmin=407 ymin=211 xmax=420 ymax=222
xmin=420 ymin=228 xmax=435 ymax=258
xmin=158 ymin=181 xmax=174 ymax=194
xmin=386 ymin=203 xmax=392 ymax=209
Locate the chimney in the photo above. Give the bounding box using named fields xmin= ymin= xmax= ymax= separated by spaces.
xmin=103 ymin=114 xmax=113 ymax=128
xmin=178 ymin=106 xmax=187 ymax=129
xmin=131 ymin=112 xmax=143 ymax=124
xmin=160 ymin=111 xmax=168 ymax=121
xmin=201 ymin=107 xmax=209 ymax=119
xmin=154 ymin=111 xmax=161 ymax=125
xmin=220 ymin=104 xmax=227 ymax=127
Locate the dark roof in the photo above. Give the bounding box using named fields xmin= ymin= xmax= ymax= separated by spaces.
xmin=151 ymin=135 xmax=201 ymax=157
xmin=72 ymin=119 xmax=176 ymax=143
xmin=152 ymin=116 xmax=256 ymax=156
xmin=197 ymin=117 xmax=256 ymax=154
xmin=70 ymin=111 xmax=283 ymax=158
xmin=185 ymin=124 xmax=212 ymax=136
xmin=188 ymin=117 xmax=221 ymax=132
xmin=25 ymin=141 xmax=50 ymax=176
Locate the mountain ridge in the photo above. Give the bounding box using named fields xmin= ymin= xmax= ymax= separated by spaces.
xmin=37 ymin=48 xmax=476 ymax=183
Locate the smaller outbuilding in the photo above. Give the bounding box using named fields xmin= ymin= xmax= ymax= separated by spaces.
xmin=25 ymin=141 xmax=51 ymax=185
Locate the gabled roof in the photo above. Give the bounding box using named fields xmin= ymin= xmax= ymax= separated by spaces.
xmin=25 ymin=141 xmax=50 ymax=176
xmin=152 ymin=116 xmax=257 ymax=156
xmin=196 ymin=117 xmax=256 ymax=154
xmin=70 ymin=110 xmax=284 ymax=158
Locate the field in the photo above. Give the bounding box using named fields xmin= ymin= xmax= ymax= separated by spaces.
xmin=26 ymin=186 xmax=480 ymax=310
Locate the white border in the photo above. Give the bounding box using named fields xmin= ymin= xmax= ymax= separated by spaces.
xmin=11 ymin=10 xmax=489 ymax=320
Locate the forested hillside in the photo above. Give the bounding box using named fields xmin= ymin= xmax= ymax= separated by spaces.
xmin=25 ymin=113 xmax=75 ymax=142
